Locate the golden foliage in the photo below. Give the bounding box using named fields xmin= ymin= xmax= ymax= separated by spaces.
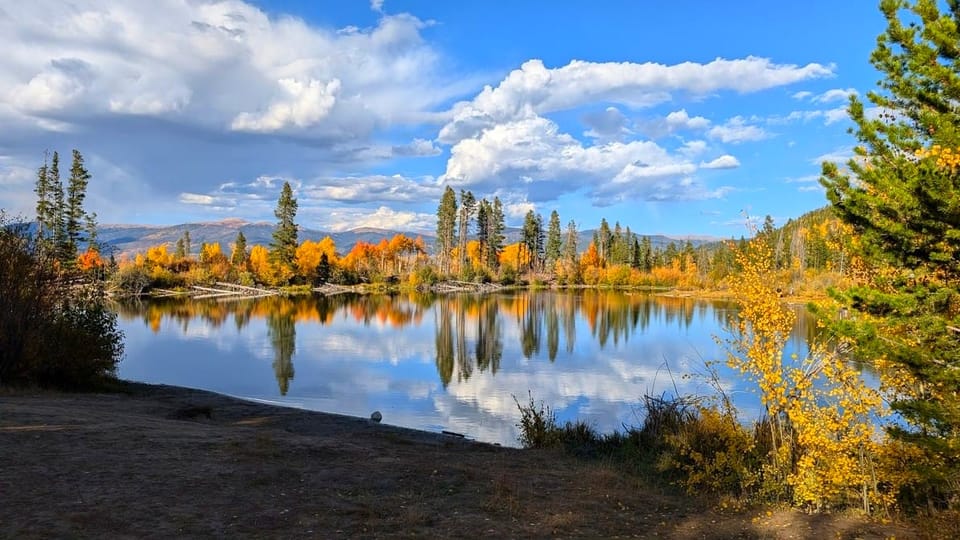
xmin=725 ymin=237 xmax=886 ymax=510
xmin=76 ymin=248 xmax=104 ymax=271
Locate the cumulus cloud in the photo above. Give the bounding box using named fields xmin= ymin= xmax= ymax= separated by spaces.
xmin=323 ymin=205 xmax=434 ymax=232
xmin=0 ymin=2 xmax=458 ymax=139
xmin=231 ymin=78 xmax=341 ymax=132
xmin=582 ymin=106 xmax=631 ymax=140
xmin=0 ymin=0 xmax=474 ymax=223
xmin=707 ymin=116 xmax=768 ymax=143
xmin=179 ymin=193 xmax=216 ymax=205
xmin=441 ymin=115 xmax=728 ymax=205
xmin=302 ymin=174 xmax=441 ymax=203
xmin=637 ymin=109 xmax=711 ymax=138
xmin=438 ymin=57 xmax=833 ymax=144
xmin=811 ymin=87 xmax=858 ymax=104
xmin=700 ymin=155 xmax=740 ymax=169
xmin=678 ymin=140 xmax=709 ymax=157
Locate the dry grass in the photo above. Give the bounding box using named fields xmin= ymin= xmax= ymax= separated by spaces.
xmin=0 ymin=382 xmax=924 ymax=539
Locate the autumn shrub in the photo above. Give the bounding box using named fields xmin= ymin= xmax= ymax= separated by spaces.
xmin=649 ymin=266 xmax=682 ymax=287
xmin=658 ymin=405 xmax=760 ymax=497
xmin=723 ymin=236 xmax=885 ymax=511
xmin=408 ymin=265 xmax=439 ymax=289
xmin=514 ymin=392 xmax=562 ymax=448
xmin=112 ymin=264 xmax=151 ymax=296
xmin=603 ymin=265 xmax=632 ymax=287
xmin=499 ymin=263 xmax=518 ymax=286
xmin=0 ymin=214 xmax=124 ymax=389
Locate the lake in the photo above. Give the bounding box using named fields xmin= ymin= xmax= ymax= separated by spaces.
xmin=115 ymin=290 xmax=820 ymax=447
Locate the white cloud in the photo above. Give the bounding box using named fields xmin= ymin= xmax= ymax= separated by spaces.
xmin=812 ymin=147 xmax=853 ymax=165
xmin=678 ymin=140 xmax=709 ymax=157
xmin=582 ymin=106 xmax=631 ymax=140
xmin=323 ymin=205 xmax=434 ymax=232
xmin=438 ymin=56 xmax=833 ymax=144
xmin=812 ymin=87 xmax=857 ymax=104
xmin=179 ymin=193 xmax=216 ymax=205
xmin=503 ymin=199 xmax=536 ymax=219
xmin=0 ymin=2 xmax=456 ymax=139
xmin=666 ymin=109 xmax=711 ymax=131
xmin=302 ymin=174 xmax=441 ymax=203
xmin=700 ymin=155 xmax=740 ymax=169
xmin=371 ymin=0 xmax=385 ymax=13
xmin=441 ymin=115 xmax=728 ymax=205
xmin=791 ymin=90 xmax=813 ymax=100
xmin=707 ymin=116 xmax=768 ymax=143
xmin=10 ymin=58 xmax=97 ymax=112
xmin=231 ymin=78 xmax=341 ymax=132
xmin=774 ymin=106 xmax=849 ymax=126
xmin=637 ymin=109 xmax=711 ymax=138
xmin=823 ymin=106 xmax=849 ymax=124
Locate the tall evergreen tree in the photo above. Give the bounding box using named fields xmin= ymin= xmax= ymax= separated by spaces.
xmin=596 ymin=218 xmax=612 ymax=263
xmin=34 ymin=152 xmax=51 ymax=244
xmin=521 ymin=210 xmax=544 ymax=272
xmin=820 ymin=0 xmax=960 ymax=502
xmin=65 ymin=150 xmax=91 ymax=262
xmin=85 ymin=212 xmax=98 ymax=250
xmin=183 ymin=230 xmax=192 ymax=259
xmin=545 ymin=210 xmax=562 ymax=266
xmin=488 ymin=197 xmax=505 ymax=270
xmin=476 ymin=199 xmax=489 ymax=266
xmin=270 ymin=181 xmax=298 ymax=268
xmin=639 ymin=236 xmax=652 ymax=272
xmin=435 ymin=186 xmax=458 ymax=274
xmin=231 ymin=230 xmax=248 ymax=267
xmin=175 ymin=237 xmax=186 ymax=260
xmin=563 ymin=219 xmax=578 ymax=262
xmin=49 ymin=152 xmax=66 ymax=260
xmin=457 ymin=190 xmax=476 ymax=273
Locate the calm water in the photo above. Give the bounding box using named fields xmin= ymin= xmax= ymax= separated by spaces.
xmin=115 ymin=291 xmax=819 ymax=446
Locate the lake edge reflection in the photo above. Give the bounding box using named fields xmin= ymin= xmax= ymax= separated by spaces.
xmin=114 ymin=291 xmax=819 ymax=446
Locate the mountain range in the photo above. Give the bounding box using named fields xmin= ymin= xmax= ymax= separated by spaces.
xmin=95 ymin=219 xmax=718 ymax=258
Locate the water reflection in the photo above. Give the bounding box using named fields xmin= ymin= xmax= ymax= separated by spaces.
xmin=114 ymin=291 xmax=810 ymax=446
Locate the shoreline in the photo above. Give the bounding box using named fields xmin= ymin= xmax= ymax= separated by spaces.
xmin=0 ymin=380 xmax=923 ymax=538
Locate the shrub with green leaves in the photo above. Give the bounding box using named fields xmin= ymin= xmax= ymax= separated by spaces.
xmin=0 ymin=213 xmax=124 ymax=389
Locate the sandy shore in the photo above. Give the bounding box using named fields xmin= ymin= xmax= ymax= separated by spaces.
xmin=1 ymin=382 xmax=921 ymax=538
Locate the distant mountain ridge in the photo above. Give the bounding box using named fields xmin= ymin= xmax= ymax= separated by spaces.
xmin=95 ymin=219 xmax=718 ymax=257
xmin=97 ymin=220 xmax=429 ymax=258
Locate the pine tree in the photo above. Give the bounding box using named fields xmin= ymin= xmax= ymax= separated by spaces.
xmin=563 ymin=219 xmax=578 ymax=262
xmin=175 ymin=237 xmax=186 ymax=260
xmin=50 ymin=152 xmax=66 ymax=261
xmin=183 ymin=230 xmax=192 ymax=258
xmin=436 ymin=186 xmax=458 ymax=275
xmin=65 ymin=150 xmax=91 ymax=263
xmin=476 ymin=199 xmax=489 ymax=267
xmin=457 ymin=190 xmax=476 ymax=273
xmin=639 ymin=236 xmax=652 ymax=272
xmin=34 ymin=152 xmax=50 ymax=245
xmin=270 ymin=181 xmax=298 ymax=270
xmin=545 ymin=210 xmax=562 ymax=266
xmin=521 ymin=210 xmax=543 ymax=272
xmin=820 ymin=0 xmax=960 ymax=502
xmin=85 ymin=212 xmax=98 ymax=250
xmin=231 ymin=230 xmax=248 ymax=267
xmin=488 ymin=197 xmax=505 ymax=270
xmin=596 ymin=218 xmax=612 ymax=263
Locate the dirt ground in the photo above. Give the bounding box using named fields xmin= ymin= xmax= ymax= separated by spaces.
xmin=0 ymin=383 xmax=924 ymax=538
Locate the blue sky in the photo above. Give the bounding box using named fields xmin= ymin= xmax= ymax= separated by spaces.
xmin=0 ymin=0 xmax=885 ymax=237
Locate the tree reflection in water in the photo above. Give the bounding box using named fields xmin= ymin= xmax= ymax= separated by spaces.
xmin=115 ymin=291 xmax=752 ymax=389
